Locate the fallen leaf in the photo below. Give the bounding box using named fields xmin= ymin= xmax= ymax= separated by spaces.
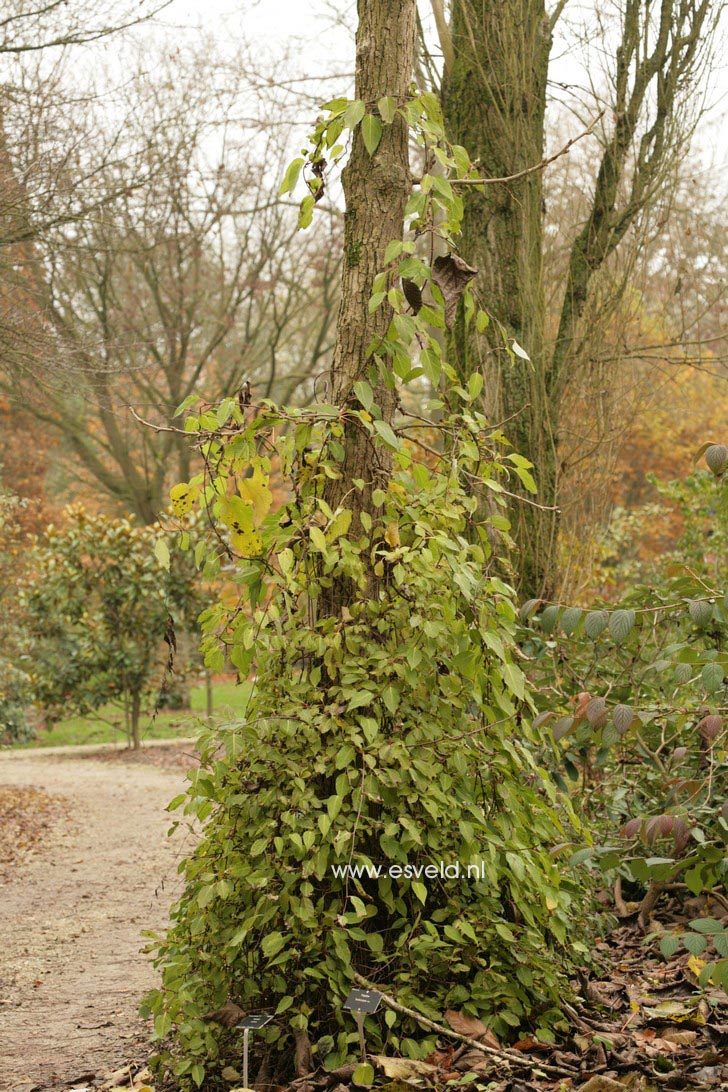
xmin=454 ymin=1049 xmax=491 ymax=1074
xmin=444 ymin=1008 xmax=499 ymax=1048
xmin=577 ymin=1078 xmax=628 ymax=1092
xmin=372 ymin=1055 xmax=438 ymax=1080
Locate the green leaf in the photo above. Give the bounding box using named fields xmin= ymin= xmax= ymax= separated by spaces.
xmin=383 ymin=239 xmax=404 ymax=265
xmin=173 ymin=392 xmax=200 ymax=417
xmin=262 ymin=931 xmax=287 ymax=957
xmin=362 ymin=115 xmax=383 ymax=156
xmin=539 ymin=605 xmax=561 ymax=633
xmin=310 ymin=527 xmax=328 ymax=552
xmin=377 ymin=96 xmax=397 ymax=123
xmin=373 ymin=419 xmax=400 ymax=450
xmin=689 ymin=916 xmax=723 ymax=934
xmin=412 ymin=881 xmax=427 ymax=904
xmin=353 ymin=381 xmax=374 ymax=412
xmin=154 ymin=1012 xmax=172 ymax=1038
xmin=382 ymin=684 xmax=399 ymax=714
xmin=585 ymin=610 xmax=609 ymax=639
xmin=609 ymin=609 xmax=636 ymax=644
xmin=298 ymin=194 xmax=315 ymax=230
xmin=467 ymin=372 xmax=484 ymax=400
xmin=659 ymin=934 xmax=681 ymax=959
xmin=701 ymin=663 xmax=725 ymax=694
xmin=353 ymin=1063 xmax=375 ymax=1088
xmin=280 ymin=157 xmax=304 ymax=195
xmin=154 ymin=538 xmax=170 ymax=571
xmin=560 ymin=607 xmax=582 ymax=635
xmin=343 ymin=99 xmax=366 ymax=130
xmin=688 ymin=599 xmax=714 ymax=627
xmin=452 ymin=144 xmax=471 ymax=176
xmin=683 ymin=932 xmax=708 ymax=955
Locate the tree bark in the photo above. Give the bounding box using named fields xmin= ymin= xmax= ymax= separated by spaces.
xmin=323 ymin=0 xmax=417 ymax=533
xmin=442 ymin=0 xmax=716 ymax=599
xmin=443 ymin=0 xmax=555 ymax=598
xmin=131 ymin=689 xmax=141 ymax=750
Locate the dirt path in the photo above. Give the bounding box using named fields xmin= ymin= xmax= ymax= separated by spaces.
xmin=0 ymin=750 xmax=191 ymax=1091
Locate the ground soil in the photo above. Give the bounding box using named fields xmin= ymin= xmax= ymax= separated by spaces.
xmin=0 ymin=746 xmax=195 ymax=1092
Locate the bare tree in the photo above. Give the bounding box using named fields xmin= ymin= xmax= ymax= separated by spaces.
xmin=0 ymin=48 xmax=340 ymax=521
xmin=0 ymin=0 xmax=170 ymax=55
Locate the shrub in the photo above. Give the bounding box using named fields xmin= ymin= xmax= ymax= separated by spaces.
xmin=144 ymin=397 xmax=588 ymax=1086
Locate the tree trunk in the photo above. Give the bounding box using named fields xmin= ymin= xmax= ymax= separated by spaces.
xmin=322 ymin=0 xmax=417 ymax=609
xmin=325 ymin=1 xmax=416 ymax=496
xmin=443 ymin=1 xmax=555 ymax=598
xmin=131 ymin=689 xmax=141 ymax=750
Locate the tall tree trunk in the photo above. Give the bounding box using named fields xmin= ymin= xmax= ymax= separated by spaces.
xmin=443 ymin=0 xmax=555 ymax=598
xmin=130 ymin=689 xmax=141 ymax=750
xmin=322 ymin=0 xmax=417 ymax=608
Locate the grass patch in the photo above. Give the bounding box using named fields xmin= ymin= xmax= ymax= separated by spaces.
xmin=9 ymin=681 xmax=253 ymax=749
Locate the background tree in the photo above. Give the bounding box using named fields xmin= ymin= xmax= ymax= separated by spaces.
xmin=21 ymin=505 xmax=201 ymax=749
xmin=0 ymin=0 xmax=169 ymax=54
xmin=440 ymin=0 xmax=722 ymax=596
xmin=0 ymin=47 xmax=341 ymax=522
xmin=0 ymin=487 xmax=33 ymax=741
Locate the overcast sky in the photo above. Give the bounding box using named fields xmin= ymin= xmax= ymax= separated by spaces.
xmin=148 ymin=0 xmax=728 ymax=178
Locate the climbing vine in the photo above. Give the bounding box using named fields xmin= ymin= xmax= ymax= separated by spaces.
xmin=144 ymin=85 xmax=586 ymax=1089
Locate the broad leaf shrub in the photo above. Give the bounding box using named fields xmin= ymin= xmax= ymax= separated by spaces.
xmin=20 ymin=506 xmax=201 ymax=744
xmin=519 ymin=445 xmax=727 ymax=990
xmin=145 ymin=85 xmax=590 ymax=1087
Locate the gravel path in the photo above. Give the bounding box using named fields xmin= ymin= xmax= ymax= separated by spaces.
xmin=0 ymin=750 xmax=191 ymax=1091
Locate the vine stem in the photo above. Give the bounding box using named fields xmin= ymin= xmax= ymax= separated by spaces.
xmin=351 ymin=973 xmax=579 ymax=1077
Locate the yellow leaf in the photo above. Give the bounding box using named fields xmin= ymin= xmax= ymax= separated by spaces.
xmin=687 ymin=954 xmax=706 ymax=980
xmin=238 ymin=465 xmax=273 ymax=526
xmin=170 ymin=482 xmax=199 ymax=518
xmin=219 ymin=496 xmax=262 ymax=554
xmin=219 ymin=496 xmax=255 ymax=534
xmin=231 ymin=528 xmax=263 ymax=555
xmin=384 ymin=522 xmax=401 ymax=548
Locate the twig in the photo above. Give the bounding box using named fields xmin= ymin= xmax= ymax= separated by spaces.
xmin=614 ymin=876 xmax=631 ymax=918
xmin=638 ymin=880 xmax=665 ymax=933
xmin=128 ymin=406 xmax=191 ymax=435
xmin=450 ymin=113 xmax=603 ymax=188
xmin=352 ymin=974 xmax=579 ymax=1077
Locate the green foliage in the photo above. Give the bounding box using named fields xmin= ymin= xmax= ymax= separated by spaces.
xmin=146 ymin=412 xmax=586 ymax=1083
xmin=519 ymin=454 xmax=727 ymax=988
xmin=0 ymin=662 xmax=32 ymax=743
xmin=145 ymin=88 xmax=587 ymax=1088
xmin=656 ymin=468 xmax=728 ymax=586
xmin=0 ymin=490 xmax=32 ymax=742
xmin=20 ymin=505 xmax=201 ymax=744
